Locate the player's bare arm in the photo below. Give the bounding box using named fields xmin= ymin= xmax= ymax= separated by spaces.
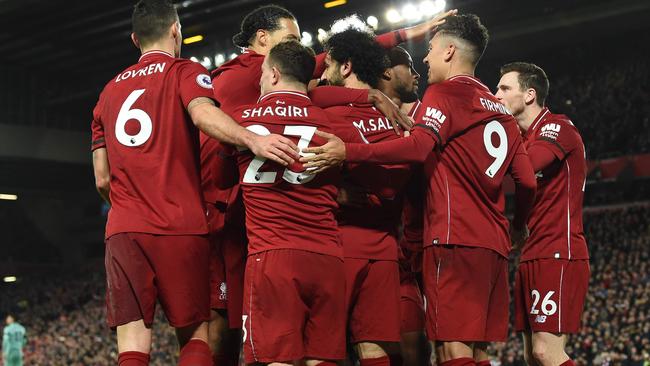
xmin=187 ymin=97 xmax=300 ymax=166
xmin=92 ymin=147 xmax=111 ymax=205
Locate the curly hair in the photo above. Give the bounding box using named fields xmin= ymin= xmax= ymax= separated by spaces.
xmin=324 ymin=28 xmax=388 ymax=88
xmin=436 ymin=14 xmax=489 ymax=65
xmin=232 ymin=5 xmax=296 ymax=48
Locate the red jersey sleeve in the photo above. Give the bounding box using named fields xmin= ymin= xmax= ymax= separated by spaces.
xmin=528 ymin=119 xmax=579 ymax=160
xmin=508 ymin=140 xmax=537 ymax=229
xmin=177 ymin=62 xmax=218 ymax=108
xmin=91 ymin=96 xmax=106 ymax=151
xmin=527 ymin=144 xmax=558 ymax=172
xmin=413 ymin=86 xmax=452 ymax=146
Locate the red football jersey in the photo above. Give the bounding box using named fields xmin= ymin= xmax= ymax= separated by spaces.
xmin=234 ymin=91 xmax=354 ymax=258
xmin=90 ymin=50 xmax=215 ymax=238
xmin=346 ymin=75 xmax=535 ymax=257
xmin=200 ymin=51 xmax=370 ymax=211
xmin=326 ymin=104 xmax=411 ymax=260
xmin=521 ymin=108 xmax=588 ymax=261
xmin=415 ymin=75 xmax=530 ymax=257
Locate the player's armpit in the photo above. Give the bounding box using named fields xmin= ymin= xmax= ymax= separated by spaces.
xmin=92 ymin=147 xmax=111 ymax=205
xmin=527 ymin=144 xmax=558 ymax=173
xmin=509 ymin=144 xmax=537 ymax=229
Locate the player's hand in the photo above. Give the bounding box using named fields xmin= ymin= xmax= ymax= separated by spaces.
xmin=368 ymin=89 xmax=412 ymax=134
xmin=249 ymin=133 xmax=300 ymax=166
xmin=510 ymin=224 xmax=529 ymax=251
xmin=301 ymin=130 xmax=346 ymax=174
xmin=403 ymin=9 xmax=458 ymax=42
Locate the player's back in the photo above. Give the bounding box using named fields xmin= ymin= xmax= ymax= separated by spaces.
xmin=234 ymin=91 xmax=348 ymax=258
xmin=419 ymin=75 xmax=525 ymax=257
xmin=91 ymin=50 xmax=213 ymax=238
xmin=326 ymin=104 xmax=411 ymax=260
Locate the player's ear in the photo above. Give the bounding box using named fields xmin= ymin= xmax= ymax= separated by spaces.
xmin=525 ymin=88 xmax=537 ymax=105
xmin=131 ymin=33 xmax=140 ymax=49
xmin=382 ymin=68 xmax=392 ymax=81
xmin=444 ymin=43 xmax=455 ymax=62
xmin=341 ymin=60 xmax=352 ymax=78
xmin=271 ymin=66 xmax=281 ymax=85
xmin=256 ymin=29 xmax=268 ymax=48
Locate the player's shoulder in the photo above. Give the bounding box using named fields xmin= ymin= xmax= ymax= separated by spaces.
xmin=541 ymin=109 xmax=581 ymax=135
xmin=211 ymin=51 xmax=263 ymax=78
xmin=324 ymin=104 xmax=354 ymax=117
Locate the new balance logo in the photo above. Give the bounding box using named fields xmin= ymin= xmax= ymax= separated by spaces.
xmin=534 ymin=315 xmax=547 ymax=323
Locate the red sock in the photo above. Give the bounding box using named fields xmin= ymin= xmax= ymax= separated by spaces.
xmin=389 ymin=353 xmax=403 ymax=366
xmin=439 ymin=358 xmax=476 ymax=366
xmin=179 ymin=339 xmax=212 ymax=366
xmin=476 ymin=360 xmax=491 ymax=366
xmin=560 ymin=360 xmax=575 ymax=366
xmin=360 ymin=356 xmax=390 ymax=366
xmin=118 ymin=351 xmax=150 ymax=366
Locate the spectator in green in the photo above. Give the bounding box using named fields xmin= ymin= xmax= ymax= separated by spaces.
xmin=2 ymin=314 xmax=26 ymax=366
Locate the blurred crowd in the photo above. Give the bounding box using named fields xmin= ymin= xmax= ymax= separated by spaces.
xmin=1 ymin=204 xmax=648 ymax=366
xmin=544 ymin=43 xmax=650 ymax=160
xmin=0 ymin=271 xmax=178 ymax=365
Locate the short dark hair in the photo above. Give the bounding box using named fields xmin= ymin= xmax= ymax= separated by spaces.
xmin=232 ymin=5 xmax=296 ymax=48
xmin=324 ymin=28 xmax=388 ymax=88
xmin=132 ymin=0 xmax=178 ymax=47
xmin=500 ymin=62 xmax=550 ymax=107
xmin=435 ymin=14 xmax=489 ymax=65
xmin=267 ymin=41 xmax=316 ymax=85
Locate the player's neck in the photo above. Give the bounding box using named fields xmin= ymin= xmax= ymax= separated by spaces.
xmin=248 ymin=44 xmax=268 ymax=56
xmin=518 ymin=104 xmax=544 ymax=132
xmin=445 ymin=63 xmax=476 ymax=81
xmin=267 ymin=82 xmax=308 ymax=95
xmin=343 ymin=75 xmax=371 ymax=90
xmin=379 ymin=85 xmax=403 ymax=107
xmin=140 ymin=42 xmax=175 ymax=58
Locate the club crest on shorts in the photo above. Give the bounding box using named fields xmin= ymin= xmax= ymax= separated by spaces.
xmin=219 ymin=282 xmax=227 ymax=301
xmin=196 ymin=74 xmax=213 ymax=89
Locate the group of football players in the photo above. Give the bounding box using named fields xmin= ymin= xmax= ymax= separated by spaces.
xmin=90 ymin=1 xmax=589 ymax=366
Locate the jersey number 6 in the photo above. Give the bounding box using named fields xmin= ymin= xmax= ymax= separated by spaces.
xmin=115 ymin=89 xmax=152 ymax=147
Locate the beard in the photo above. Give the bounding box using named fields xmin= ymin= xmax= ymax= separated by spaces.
xmin=326 ymin=68 xmax=345 ymax=87
xmin=395 ymin=82 xmax=419 ymax=103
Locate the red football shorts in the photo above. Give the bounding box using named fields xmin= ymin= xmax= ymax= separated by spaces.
xmin=515 ymin=258 xmax=590 ymax=334
xmin=422 ymin=245 xmax=509 ymax=342
xmin=207 ymin=202 xmax=247 ymax=330
xmin=344 ymin=258 xmax=401 ymax=343
xmin=242 ymin=249 xmax=346 ymax=363
xmin=104 ymin=232 xmax=210 ymax=329
xmin=400 ymin=276 xmax=425 ymax=334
